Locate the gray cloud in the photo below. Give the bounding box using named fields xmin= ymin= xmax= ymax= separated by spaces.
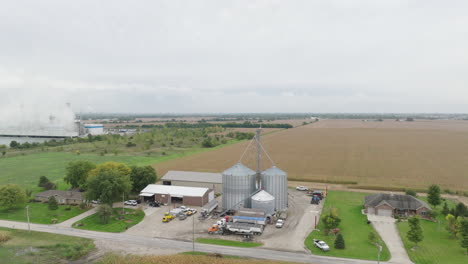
xmin=0 ymin=0 xmax=467 ymax=113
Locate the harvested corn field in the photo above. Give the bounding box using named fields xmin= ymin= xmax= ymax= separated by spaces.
xmin=155 ymin=119 xmax=468 ymax=191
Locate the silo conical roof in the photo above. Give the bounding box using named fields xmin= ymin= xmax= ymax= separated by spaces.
xmin=223 ymin=163 xmax=256 ymax=176
xmin=252 ymin=190 xmax=275 ymax=201
xmin=262 ymin=166 xmax=287 ymax=176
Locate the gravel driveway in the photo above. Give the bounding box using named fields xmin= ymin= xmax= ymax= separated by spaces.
xmin=369 ymin=215 xmax=413 ymax=264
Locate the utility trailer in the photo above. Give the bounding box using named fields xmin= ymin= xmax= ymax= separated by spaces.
xmin=226 ymin=222 xmax=264 ymax=235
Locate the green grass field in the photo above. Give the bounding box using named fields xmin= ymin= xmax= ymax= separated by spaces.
xmin=0 ymin=227 xmax=94 ymax=264
xmin=73 ymin=207 xmax=144 ymax=232
xmin=0 ymin=202 xmax=89 ymax=224
xmin=195 ymin=238 xmax=262 ymax=248
xmin=305 ymin=191 xmax=390 ymax=261
xmin=397 ymin=199 xmax=466 ymax=264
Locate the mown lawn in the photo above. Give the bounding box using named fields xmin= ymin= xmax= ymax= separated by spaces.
xmin=397 ymin=198 xmax=466 ymax=264
xmin=305 ymin=191 xmax=390 ymax=261
xmin=73 ymin=208 xmax=144 ymax=232
xmin=0 ymin=227 xmax=94 ymax=264
xmin=0 ymin=202 xmax=89 ymax=224
xmin=196 ymin=238 xmax=262 ymax=248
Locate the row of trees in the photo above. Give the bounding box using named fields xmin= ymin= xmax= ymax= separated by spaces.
xmin=65 ymin=161 xmax=157 ymax=206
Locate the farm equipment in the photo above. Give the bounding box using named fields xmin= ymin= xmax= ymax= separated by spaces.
xmin=311 ymin=195 xmax=320 ymax=204
xmin=307 ymin=190 xmax=324 ymax=199
xmin=162 ymin=212 xmax=174 ymax=223
xmin=208 ymin=218 xmax=264 ymax=235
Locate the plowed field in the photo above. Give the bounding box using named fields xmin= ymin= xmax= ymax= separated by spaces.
xmin=154 ymin=119 xmax=468 ymax=191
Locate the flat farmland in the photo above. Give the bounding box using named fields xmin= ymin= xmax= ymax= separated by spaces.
xmin=155 ymin=119 xmax=468 ymax=191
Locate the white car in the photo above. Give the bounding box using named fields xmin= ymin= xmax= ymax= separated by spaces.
xmin=313 ymin=239 xmax=330 ymax=251
xmin=276 ymin=219 xmax=284 ymax=228
xmin=296 ymin=186 xmax=308 ymax=191
xmin=124 ymin=200 xmax=137 ymax=206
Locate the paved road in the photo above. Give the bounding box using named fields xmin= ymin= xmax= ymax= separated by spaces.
xmin=0 ymin=219 xmax=381 ymax=264
xmin=369 ymin=215 xmax=413 ymax=264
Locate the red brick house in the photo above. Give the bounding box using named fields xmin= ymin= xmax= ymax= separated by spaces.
xmin=364 ymin=193 xmax=431 ymax=218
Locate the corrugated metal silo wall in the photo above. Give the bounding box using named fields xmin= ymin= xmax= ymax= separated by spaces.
xmin=222 ymin=173 xmax=256 ymax=210
xmin=261 ymin=173 xmax=288 ymax=211
xmin=251 ymin=198 xmax=275 ymax=215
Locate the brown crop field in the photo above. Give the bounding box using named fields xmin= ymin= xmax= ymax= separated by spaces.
xmin=154 ymin=119 xmax=468 ymax=191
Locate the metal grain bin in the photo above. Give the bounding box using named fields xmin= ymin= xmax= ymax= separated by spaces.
xmin=261 ymin=166 xmax=288 ymax=211
xmin=222 ymin=163 xmax=257 ymax=210
xmin=251 ymin=190 xmax=275 ymax=215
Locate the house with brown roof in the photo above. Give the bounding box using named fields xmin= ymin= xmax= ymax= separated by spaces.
xmin=35 ymin=190 xmax=84 ymax=205
xmin=364 ymin=193 xmax=431 ymax=218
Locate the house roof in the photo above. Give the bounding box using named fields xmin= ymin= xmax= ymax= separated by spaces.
xmin=35 ymin=190 xmax=83 ymax=200
xmin=364 ymin=193 xmax=431 ymax=210
xmin=140 ymin=184 xmax=209 ymax=197
xmin=161 ymin=170 xmax=222 ymax=184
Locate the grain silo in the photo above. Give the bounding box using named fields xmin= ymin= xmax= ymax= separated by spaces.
xmin=222 ymin=163 xmax=257 ymax=210
xmin=261 ymin=166 xmax=288 ymax=211
xmin=251 ymin=190 xmax=275 ymax=215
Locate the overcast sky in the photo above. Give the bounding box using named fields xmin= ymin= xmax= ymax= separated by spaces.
xmin=1 ymin=0 xmax=467 ymax=113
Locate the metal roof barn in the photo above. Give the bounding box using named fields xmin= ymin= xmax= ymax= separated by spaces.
xmin=161 ymin=171 xmax=223 ymax=193
xmin=261 ymin=166 xmax=288 ymax=211
xmin=140 ymin=184 xmax=213 ymax=207
xmin=222 ymin=163 xmax=257 ymax=209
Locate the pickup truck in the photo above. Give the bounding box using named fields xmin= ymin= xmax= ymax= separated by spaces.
xmin=313 ymin=239 xmax=330 ymax=251
xmin=276 ymin=219 xmax=284 ymax=228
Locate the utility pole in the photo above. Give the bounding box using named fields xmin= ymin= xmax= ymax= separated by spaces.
xmin=377 ymin=244 xmax=382 ymax=264
xmin=192 ymin=213 xmax=195 ymax=254
xmin=26 ymin=205 xmax=30 ymax=232
xmin=256 ymin=128 xmax=262 ymax=189
xmin=122 ymin=192 xmax=125 ymax=216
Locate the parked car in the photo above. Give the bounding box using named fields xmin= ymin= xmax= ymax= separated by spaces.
xmin=276 ymin=219 xmax=284 ymax=228
xmin=313 ymin=239 xmax=330 ymax=251
xmin=149 ymin=201 xmax=160 ymax=207
xmin=124 ymin=200 xmax=137 ymax=206
xmin=296 ymin=186 xmax=308 ymax=191
xmin=91 ymin=200 xmax=100 ymax=204
xmin=178 ymin=213 xmax=187 ymax=220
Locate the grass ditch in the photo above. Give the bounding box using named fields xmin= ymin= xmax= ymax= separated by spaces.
xmin=0 ymin=227 xmax=94 ymax=263
xmin=0 ymin=202 xmax=90 ymax=224
xmin=195 ymin=238 xmax=262 ymax=248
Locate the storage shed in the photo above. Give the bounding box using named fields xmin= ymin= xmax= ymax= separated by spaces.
xmin=140 ymin=184 xmax=214 ymax=207
xmin=161 ymin=171 xmax=222 ymax=193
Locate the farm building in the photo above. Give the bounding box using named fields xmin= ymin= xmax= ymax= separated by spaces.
xmin=364 ymin=193 xmax=431 ymax=218
xmin=35 ymin=190 xmax=84 ymax=205
xmin=161 ymin=170 xmax=222 ymax=193
xmin=140 ymin=184 xmax=214 ymax=207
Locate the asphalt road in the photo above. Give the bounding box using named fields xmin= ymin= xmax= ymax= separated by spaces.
xmin=0 ymin=219 xmax=382 ymax=264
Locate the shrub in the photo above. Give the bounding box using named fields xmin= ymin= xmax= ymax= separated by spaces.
xmin=48 ymin=196 xmax=59 ymax=210
xmin=0 ymin=232 xmax=11 ymax=244
xmin=65 ymin=206 xmax=72 ymax=211
xmin=334 ymin=234 xmax=345 ymax=249
xmin=79 ymin=202 xmax=88 ymax=210
xmin=405 ymin=189 xmax=417 ymax=197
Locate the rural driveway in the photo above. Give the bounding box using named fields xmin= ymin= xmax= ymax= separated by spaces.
xmin=0 ymin=219 xmax=385 ymax=264
xmin=369 ymin=215 xmax=413 ymax=264
xmin=56 ymin=207 xmax=97 ymax=227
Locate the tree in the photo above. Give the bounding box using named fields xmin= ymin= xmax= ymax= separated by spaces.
xmin=442 ymin=202 xmax=450 ymax=216
xmin=38 ymin=176 xmax=50 ymax=188
xmin=84 ymin=168 xmax=132 ymax=206
xmin=460 ymin=219 xmax=468 ymax=254
xmin=48 ymin=196 xmax=58 ymax=210
xmin=322 ymin=211 xmax=341 ymax=230
xmin=334 ymin=234 xmax=345 ymax=249
xmin=427 ymin=184 xmax=441 ymax=207
xmin=130 ymin=166 xmax=157 ymax=192
xmin=446 ymin=214 xmax=460 ymax=237
xmin=87 ymin=162 xmax=131 ymax=179
xmin=43 ymin=181 xmax=56 ymax=190
xmin=407 ymin=217 xmax=424 ymax=246
xmin=454 ymin=202 xmax=468 ymax=218
xmin=1 ymin=151 xmax=6 ymax=157
xmin=0 ymin=185 xmax=27 ymax=209
xmin=9 ymin=141 xmax=19 ymax=148
xmin=65 ymin=160 xmax=96 ymax=189
xmin=405 ymin=189 xmax=417 ymax=197
xmin=97 ymin=204 xmax=113 ymax=224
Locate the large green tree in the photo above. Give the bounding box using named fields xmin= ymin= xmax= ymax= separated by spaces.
xmin=427 ymin=184 xmax=441 ymax=207
xmin=0 ymin=184 xmax=27 ymax=209
xmin=84 ymin=167 xmax=132 ymax=206
xmin=65 ymin=160 xmax=96 ymax=189
xmin=407 ymin=216 xmax=424 ymax=246
xmin=97 ymin=204 xmax=113 ymax=224
xmin=322 ymin=211 xmax=341 ymax=230
xmin=446 ymin=214 xmax=460 ymax=237
xmin=130 ymin=166 xmax=157 ymax=192
xmin=48 ymin=196 xmax=58 ymax=210
xmin=460 ymin=219 xmax=468 ymax=254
